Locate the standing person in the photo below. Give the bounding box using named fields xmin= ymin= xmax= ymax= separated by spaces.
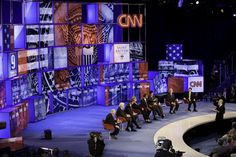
xmin=183 ymin=87 xmax=197 ymax=112
xmin=215 ymin=99 xmax=225 ymax=135
xmin=166 ymin=88 xmax=179 ymax=114
xmin=104 ymin=109 xmax=120 ymax=139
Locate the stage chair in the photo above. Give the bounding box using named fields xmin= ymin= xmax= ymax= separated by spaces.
xmin=117 ymin=116 xmax=127 ymax=131
xmin=102 ymin=120 xmax=114 ymax=140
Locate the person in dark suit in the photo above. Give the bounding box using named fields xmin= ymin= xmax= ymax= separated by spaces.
xmin=104 ymin=109 xmax=120 ymax=139
xmin=183 ymin=87 xmax=197 ymax=112
xmin=140 ymin=94 xmax=152 ymax=123
xmin=131 ymin=96 xmax=151 ymax=123
xmin=215 ymin=99 xmax=225 ymax=135
xmin=125 ymin=101 xmax=142 ymax=129
xmin=166 ymin=88 xmax=179 ymax=114
xmin=148 ymin=91 xmax=165 ymax=119
xmin=154 ymin=139 xmax=176 ymax=157
xmin=116 ymin=102 xmax=136 ymax=132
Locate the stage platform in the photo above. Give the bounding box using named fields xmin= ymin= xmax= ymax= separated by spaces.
xmin=22 ymin=102 xmax=236 ymax=157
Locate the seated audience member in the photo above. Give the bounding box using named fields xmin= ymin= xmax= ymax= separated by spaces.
xmin=125 ymin=101 xmax=142 ymax=129
xmin=140 ymin=94 xmax=152 ymax=123
xmin=209 ymin=138 xmax=233 ymax=157
xmin=104 ymin=109 xmax=120 ymax=139
xmin=155 ymin=139 xmax=176 ymax=157
xmin=219 ymin=122 xmax=236 ymax=144
xmin=116 ymin=102 xmax=136 ymax=132
xmin=183 ymin=87 xmax=198 ymax=112
xmin=131 ymin=96 xmax=151 ymax=122
xmin=166 ymin=88 xmax=179 ymax=114
xmin=148 ymin=91 xmax=165 ymax=119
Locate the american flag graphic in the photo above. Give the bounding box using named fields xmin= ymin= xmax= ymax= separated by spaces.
xmin=166 ymin=44 xmax=183 ymax=61
xmin=83 ymin=45 xmax=97 ymax=65
xmin=18 ymin=49 xmax=39 ymax=75
xmin=40 ymin=1 xmax=53 ymax=23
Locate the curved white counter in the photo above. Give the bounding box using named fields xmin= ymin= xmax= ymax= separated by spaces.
xmin=153 ymin=112 xmax=236 ymax=157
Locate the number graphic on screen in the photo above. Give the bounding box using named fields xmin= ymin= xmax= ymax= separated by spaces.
xmin=11 ymin=54 xmax=16 ymax=70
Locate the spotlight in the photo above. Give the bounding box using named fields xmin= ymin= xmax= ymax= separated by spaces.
xmin=196 ymin=1 xmax=199 ymax=5
xmin=233 ymin=14 xmax=236 ymax=17
xmin=220 ymin=9 xmax=224 ymax=13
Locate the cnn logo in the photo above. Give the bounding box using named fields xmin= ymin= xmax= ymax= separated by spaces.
xmin=117 ymin=14 xmax=143 ymax=28
xmin=190 ymin=81 xmax=202 ymax=87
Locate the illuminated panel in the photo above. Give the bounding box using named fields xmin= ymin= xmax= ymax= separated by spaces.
xmin=18 ymin=49 xmax=39 ymax=74
xmin=83 ymin=45 xmax=97 ymax=65
xmin=166 ymin=44 xmax=183 ymax=61
xmin=68 ymin=25 xmax=82 ymax=45
xmin=84 ymin=65 xmax=99 ymax=87
xmin=68 ymin=3 xmax=82 ymax=23
xmin=26 ymin=25 xmax=39 ymax=48
xmin=54 ymin=2 xmax=67 ymax=23
xmin=68 ymin=46 xmax=82 ymax=67
xmin=25 ymin=2 xmax=39 ymax=24
xmin=2 ymin=25 xmax=14 ymax=51
xmin=0 ymin=82 xmax=6 ymax=109
xmin=129 ymin=42 xmax=144 ymax=61
xmin=55 ymin=25 xmax=68 ymax=46
xmin=82 ymin=24 xmax=97 ymax=44
xmin=168 ymin=77 xmax=184 ymax=93
xmin=69 ymin=67 xmax=82 ymax=88
xmin=113 ymin=44 xmax=130 ymax=63
xmin=39 ymin=48 xmax=53 ymax=70
xmin=52 ymin=90 xmax=67 ymax=113
xmin=97 ymin=24 xmax=113 ymax=44
xmin=53 ymin=47 xmax=67 ymax=69
xmin=39 ymin=25 xmax=54 ymax=47
xmin=42 ymin=70 xmax=55 ymax=94
xmin=54 ymin=70 xmax=70 ymax=90
xmin=68 ymin=88 xmax=83 ymax=109
xmin=87 ymin=4 xmax=98 ymax=24
xmin=40 ymin=1 xmax=53 ymax=23
xmin=98 ymin=3 xmax=113 ymax=23
xmin=8 ymin=52 xmax=17 ymax=78
xmin=14 ymin=25 xmax=25 ymax=49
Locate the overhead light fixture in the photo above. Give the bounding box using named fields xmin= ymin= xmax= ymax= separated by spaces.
xmin=196 ymin=1 xmax=199 ymax=5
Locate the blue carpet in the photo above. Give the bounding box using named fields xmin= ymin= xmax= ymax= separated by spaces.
xmin=22 ymin=102 xmax=236 ymax=157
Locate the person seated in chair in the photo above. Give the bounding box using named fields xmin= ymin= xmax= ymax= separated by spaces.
xmin=125 ymin=101 xmax=142 ymax=129
xmin=116 ymin=102 xmax=136 ymax=132
xmin=140 ymin=94 xmax=152 ymax=123
xmin=104 ymin=109 xmax=120 ymax=139
xmin=148 ymin=91 xmax=165 ymax=119
xmin=183 ymin=87 xmax=197 ymax=112
xmin=166 ymin=88 xmax=179 ymax=114
xmin=131 ymin=96 xmax=151 ymax=123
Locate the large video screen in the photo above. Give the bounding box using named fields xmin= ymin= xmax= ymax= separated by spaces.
xmin=114 ymin=44 xmax=130 ymax=63
xmin=54 ymin=2 xmax=67 ymax=23
xmin=153 ymin=72 xmax=168 ymax=94
xmin=97 ymin=24 xmax=113 ymax=44
xmin=68 ymin=3 xmax=82 ymax=23
xmin=98 ymin=3 xmax=114 ymax=23
xmin=40 ymin=25 xmax=54 ymax=47
xmin=158 ymin=60 xmax=174 ymax=71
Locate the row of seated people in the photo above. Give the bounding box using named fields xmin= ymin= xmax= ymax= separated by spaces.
xmin=210 ymin=122 xmax=236 ymax=157
xmin=103 ymin=87 xmax=199 ymax=139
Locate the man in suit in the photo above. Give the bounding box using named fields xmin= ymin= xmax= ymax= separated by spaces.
xmin=125 ymin=100 xmax=142 ymax=129
xmin=104 ymin=109 xmax=120 ymax=139
xmin=140 ymin=94 xmax=152 ymax=123
xmin=131 ymin=96 xmax=150 ymax=123
xmin=166 ymin=88 xmax=179 ymax=114
xmin=183 ymin=87 xmax=197 ymax=112
xmin=215 ymin=99 xmax=225 ymax=135
xmin=116 ymin=102 xmax=136 ymax=132
xmin=148 ymin=91 xmax=165 ymax=119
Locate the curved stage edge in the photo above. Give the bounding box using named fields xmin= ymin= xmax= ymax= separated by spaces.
xmin=153 ymin=111 xmax=236 ymax=157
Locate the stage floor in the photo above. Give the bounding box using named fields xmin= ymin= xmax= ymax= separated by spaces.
xmin=22 ymin=102 xmax=236 ymax=157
